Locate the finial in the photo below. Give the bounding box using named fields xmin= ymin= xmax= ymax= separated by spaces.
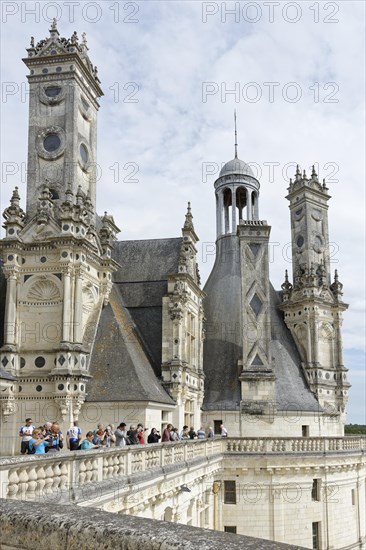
xmin=295 ymin=165 xmax=301 ymax=181
xmin=303 ymin=169 xmax=307 ymax=179
xmin=184 ymin=202 xmax=194 ymax=230
xmin=234 ymin=109 xmax=238 ymax=159
xmin=81 ymin=32 xmax=89 ymax=51
xmin=50 ymin=18 xmax=57 ymax=31
xmin=30 ymin=36 xmax=35 ymax=48
xmin=311 ymin=165 xmax=317 ymax=179
xmin=285 ymin=269 xmax=288 ymax=282
xmin=334 ymin=269 xmax=339 ymax=281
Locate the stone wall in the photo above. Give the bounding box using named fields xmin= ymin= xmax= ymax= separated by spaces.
xmin=0 ymin=498 xmax=308 ymax=550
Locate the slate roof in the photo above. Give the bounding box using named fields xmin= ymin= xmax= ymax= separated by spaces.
xmin=86 ymin=238 xmax=182 ymax=404
xmin=202 ymin=234 xmax=320 ymax=412
xmin=86 ymin=284 xmax=174 ymax=404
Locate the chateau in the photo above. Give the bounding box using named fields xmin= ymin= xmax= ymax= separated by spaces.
xmin=0 ymin=24 xmax=364 ymax=550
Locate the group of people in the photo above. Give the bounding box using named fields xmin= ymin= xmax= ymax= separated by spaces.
xmin=19 ymin=418 xmax=229 ymax=455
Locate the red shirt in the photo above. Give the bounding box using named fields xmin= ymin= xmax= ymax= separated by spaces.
xmin=137 ymin=431 xmax=145 ymax=444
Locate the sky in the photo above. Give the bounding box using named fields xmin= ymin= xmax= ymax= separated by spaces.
xmin=0 ymin=1 xmax=365 ymax=424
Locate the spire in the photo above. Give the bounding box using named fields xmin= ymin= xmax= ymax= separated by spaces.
xmin=184 ymin=201 xmax=194 ymax=230
xmin=234 ymin=109 xmax=238 ymax=159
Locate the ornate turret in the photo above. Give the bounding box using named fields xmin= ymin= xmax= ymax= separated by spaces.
xmin=161 ymin=204 xmax=205 ymax=431
xmin=23 ymin=22 xmax=103 ymax=222
xmin=280 ymin=167 xmax=350 ymax=418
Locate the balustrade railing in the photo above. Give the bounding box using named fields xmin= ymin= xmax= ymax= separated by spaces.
xmin=0 ymin=437 xmax=364 ymax=504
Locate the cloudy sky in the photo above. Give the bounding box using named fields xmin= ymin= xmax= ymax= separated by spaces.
xmin=1 ymin=1 xmax=365 ymax=423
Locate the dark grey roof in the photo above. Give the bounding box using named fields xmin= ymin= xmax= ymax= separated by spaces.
xmin=87 ymin=285 xmax=174 ymax=405
xmin=270 ymin=287 xmax=320 ymax=412
xmin=202 ymin=234 xmax=320 ymax=412
xmin=112 ymin=238 xmax=182 ymax=282
xmin=88 ymin=237 xmax=182 ymax=404
xmin=202 ymin=235 xmax=243 ymax=409
xmin=111 ymin=238 xmax=182 ymax=376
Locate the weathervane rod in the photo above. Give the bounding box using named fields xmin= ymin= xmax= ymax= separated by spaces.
xmin=234 ymin=109 xmax=238 ymax=159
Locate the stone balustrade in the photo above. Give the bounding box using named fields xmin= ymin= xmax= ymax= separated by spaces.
xmin=0 ymin=498 xmax=308 ymax=550
xmin=225 ymin=436 xmax=366 ymax=453
xmin=0 ymin=437 xmax=364 ymax=505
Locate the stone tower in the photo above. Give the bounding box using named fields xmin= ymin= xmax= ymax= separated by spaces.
xmin=23 ymin=21 xmax=102 ymax=221
xmin=0 ymin=22 xmax=119 ymax=454
xmin=203 ymin=145 xmax=276 ymax=429
xmin=202 ymin=131 xmax=347 ymax=437
xmin=161 ymin=204 xmax=205 ymax=430
xmin=279 ymin=167 xmax=350 ymax=417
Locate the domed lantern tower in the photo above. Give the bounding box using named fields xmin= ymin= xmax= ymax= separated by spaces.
xmin=215 ymin=118 xmax=260 ymax=237
xmin=203 ymin=117 xmax=278 ymax=434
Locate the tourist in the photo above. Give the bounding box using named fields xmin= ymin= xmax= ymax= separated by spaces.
xmin=67 ymin=421 xmax=81 ymax=451
xmin=109 ymin=424 xmax=116 ymax=447
xmin=93 ymin=423 xmax=106 ymax=446
xmin=102 ymin=425 xmax=116 ymax=447
xmin=207 ymin=427 xmax=214 ymax=439
xmin=28 ymin=428 xmax=51 ymax=455
xmin=162 ymin=424 xmax=173 ymax=442
xmin=80 ymin=431 xmax=100 ymax=450
xmin=47 ymin=422 xmax=63 ymax=452
xmin=220 ymin=424 xmax=228 ymax=437
xmin=197 ymin=427 xmax=206 ymax=439
xmin=147 ymin=428 xmax=161 ymax=443
xmin=170 ymin=427 xmax=180 ymax=441
xmin=19 ymin=418 xmax=35 ymax=454
xmin=188 ymin=427 xmax=197 ymax=439
xmin=137 ymin=425 xmax=146 ymax=444
xmin=180 ymin=425 xmax=189 ymax=440
xmin=115 ymin=422 xmax=128 ymax=447
xmin=127 ymin=425 xmax=139 ymax=445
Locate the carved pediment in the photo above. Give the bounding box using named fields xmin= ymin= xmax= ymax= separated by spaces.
xmin=20 ymin=216 xmax=61 ymax=243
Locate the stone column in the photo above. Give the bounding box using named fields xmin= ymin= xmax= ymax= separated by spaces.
xmin=73 ymin=270 xmax=83 ymax=343
xmin=224 ymin=199 xmax=230 ymax=234
xmin=313 ymin=320 xmax=319 ymax=363
xmin=246 ymin=189 xmax=252 ymax=221
xmin=62 ymin=268 xmax=72 ymax=342
xmin=4 ymin=272 xmax=18 ymax=345
xmin=231 ymin=187 xmax=237 ymax=233
xmin=254 ymin=192 xmax=259 ymax=220
xmin=216 ymin=191 xmax=224 ymax=238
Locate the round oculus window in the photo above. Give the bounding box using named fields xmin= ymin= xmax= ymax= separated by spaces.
xmin=80 ymin=144 xmax=88 ymax=164
xmin=314 ymin=236 xmax=323 ymax=251
xmin=296 ymin=235 xmax=304 ymax=248
xmin=44 ymin=134 xmax=61 ymax=152
xmin=45 ymin=86 xmax=61 ymax=97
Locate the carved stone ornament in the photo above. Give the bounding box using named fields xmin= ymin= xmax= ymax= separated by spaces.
xmin=1 ymin=397 xmax=16 ymax=421
xmin=27 ymin=277 xmax=61 ymax=304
